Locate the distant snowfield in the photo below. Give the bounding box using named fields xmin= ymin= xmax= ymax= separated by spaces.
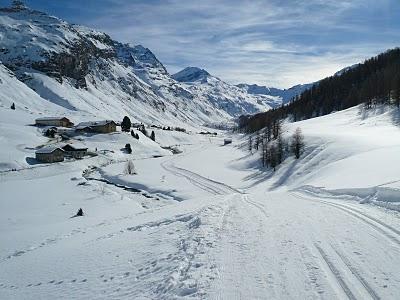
xmin=1 ymin=104 xmax=400 ymax=299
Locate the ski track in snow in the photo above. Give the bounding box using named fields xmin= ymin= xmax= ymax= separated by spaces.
xmin=313 ymin=243 xmax=358 ymax=300
xmin=161 ymin=160 xmax=243 ymax=196
xmin=292 ymin=192 xmax=400 ymax=247
xmin=332 ymin=245 xmax=381 ymax=300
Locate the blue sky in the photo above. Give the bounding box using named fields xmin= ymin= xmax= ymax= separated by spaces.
xmin=12 ymin=0 xmax=400 ymax=87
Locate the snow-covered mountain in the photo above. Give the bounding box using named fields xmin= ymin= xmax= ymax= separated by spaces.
xmin=237 ymin=82 xmax=314 ymax=104
xmin=172 ymin=67 xmax=211 ymax=83
xmin=0 ymin=3 xmax=275 ymax=127
xmin=172 ymin=67 xmax=281 ymax=117
xmin=238 ymin=65 xmax=361 ymax=105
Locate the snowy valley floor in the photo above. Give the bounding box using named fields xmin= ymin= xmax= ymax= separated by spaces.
xmin=1 ymin=106 xmax=400 ymax=299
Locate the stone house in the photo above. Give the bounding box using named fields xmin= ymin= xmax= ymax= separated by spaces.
xmin=35 ymin=117 xmax=74 ymax=128
xmin=61 ymin=144 xmax=88 ymax=159
xmin=75 ymin=120 xmax=117 ymax=134
xmin=35 ymin=147 xmax=64 ymax=163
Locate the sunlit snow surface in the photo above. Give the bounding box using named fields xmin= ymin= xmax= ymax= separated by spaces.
xmin=1 ymin=101 xmax=400 ymax=299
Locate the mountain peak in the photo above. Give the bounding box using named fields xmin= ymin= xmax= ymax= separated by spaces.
xmin=11 ymin=0 xmax=27 ymax=10
xmin=0 ymin=0 xmax=28 ymax=12
xmin=172 ymin=67 xmax=211 ymax=83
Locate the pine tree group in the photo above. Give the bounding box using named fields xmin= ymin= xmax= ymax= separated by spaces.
xmin=254 ymin=124 xmax=304 ymax=171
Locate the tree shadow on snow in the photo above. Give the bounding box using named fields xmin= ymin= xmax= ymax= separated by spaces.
xmin=268 ymin=158 xmax=302 ymax=190
xmin=232 ymin=153 xmax=276 ymax=188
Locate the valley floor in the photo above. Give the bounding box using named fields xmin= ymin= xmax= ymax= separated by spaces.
xmin=1 ymin=106 xmax=400 ymax=299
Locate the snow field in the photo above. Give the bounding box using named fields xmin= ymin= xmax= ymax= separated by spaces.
xmin=2 ymin=99 xmax=400 ymax=298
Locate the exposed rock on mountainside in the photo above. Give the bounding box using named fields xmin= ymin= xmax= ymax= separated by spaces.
xmin=0 ymin=3 xmax=278 ymax=126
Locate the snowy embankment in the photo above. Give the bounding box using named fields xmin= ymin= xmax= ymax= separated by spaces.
xmin=170 ymin=104 xmax=400 ymax=210
xmin=274 ymin=104 xmax=400 ymax=209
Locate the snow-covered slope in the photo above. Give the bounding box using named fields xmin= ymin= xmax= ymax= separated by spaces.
xmin=2 ymin=101 xmax=400 ymax=299
xmin=237 ymin=82 xmax=314 ymax=104
xmin=0 ymin=63 xmax=60 ymax=113
xmin=0 ymin=4 xmax=276 ymax=127
xmin=172 ymin=67 xmax=278 ymax=117
xmin=234 ymin=104 xmax=400 ymax=210
xmin=282 ymin=105 xmax=400 ymax=191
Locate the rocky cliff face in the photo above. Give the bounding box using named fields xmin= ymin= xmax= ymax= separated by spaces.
xmin=31 ymin=40 xmax=113 ymax=88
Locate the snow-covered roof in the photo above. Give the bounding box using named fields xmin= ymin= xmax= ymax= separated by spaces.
xmin=62 ymin=144 xmax=88 ymax=151
xmin=35 ymin=146 xmax=64 ymax=154
xmin=76 ymin=120 xmax=116 ymax=129
xmin=36 ymin=117 xmax=69 ymax=122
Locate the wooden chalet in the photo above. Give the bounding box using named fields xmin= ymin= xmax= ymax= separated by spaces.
xmin=35 ymin=117 xmax=74 ymax=128
xmin=35 ymin=147 xmax=64 ymax=163
xmin=75 ymin=120 xmax=117 ymax=134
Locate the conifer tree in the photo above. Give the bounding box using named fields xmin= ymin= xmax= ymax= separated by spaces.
xmin=121 ymin=116 xmax=131 ymax=132
xmin=291 ymin=128 xmax=305 ymax=159
xmin=248 ymin=135 xmax=253 ymax=154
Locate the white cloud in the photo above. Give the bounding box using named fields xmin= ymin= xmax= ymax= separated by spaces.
xmin=57 ymin=0 xmax=400 ymax=88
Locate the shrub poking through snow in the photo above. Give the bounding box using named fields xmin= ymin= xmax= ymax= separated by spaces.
xmin=125 ymin=143 xmax=132 ymax=154
xmin=124 ymin=160 xmax=136 ymax=175
xmin=70 ymin=208 xmax=84 ymax=218
xmin=150 ymin=130 xmax=155 ymax=141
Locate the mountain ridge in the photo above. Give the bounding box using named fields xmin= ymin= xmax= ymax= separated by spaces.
xmin=236 ymin=82 xmax=315 ymax=104
xmin=0 ymin=3 xmax=279 ymax=127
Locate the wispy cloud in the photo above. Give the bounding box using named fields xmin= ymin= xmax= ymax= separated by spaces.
xmin=25 ymin=0 xmax=400 ymax=88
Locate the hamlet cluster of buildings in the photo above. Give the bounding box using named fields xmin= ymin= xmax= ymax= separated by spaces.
xmin=34 ymin=117 xmax=117 ymax=163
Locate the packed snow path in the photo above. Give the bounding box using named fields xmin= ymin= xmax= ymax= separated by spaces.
xmin=2 ymin=139 xmax=400 ymax=299
xmin=160 ymin=146 xmax=400 ymax=299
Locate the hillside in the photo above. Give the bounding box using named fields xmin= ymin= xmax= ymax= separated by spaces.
xmin=239 ymin=48 xmax=400 ymax=132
